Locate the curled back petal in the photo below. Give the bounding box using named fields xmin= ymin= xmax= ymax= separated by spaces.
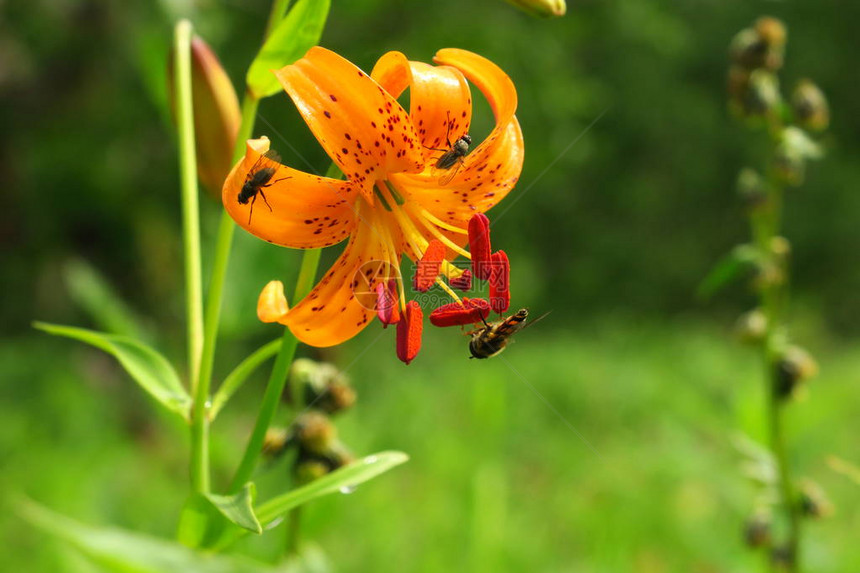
xmin=370 ymin=51 xmax=412 ymax=99
xmin=372 ymin=52 xmax=472 ymax=152
xmin=222 ymin=138 xmax=358 ymax=248
xmin=275 ymin=47 xmax=425 ymax=202
xmin=281 ymin=204 xmax=389 ymax=347
xmin=391 ymin=118 xmax=523 ymax=228
xmin=433 ymin=49 xmax=518 ymax=171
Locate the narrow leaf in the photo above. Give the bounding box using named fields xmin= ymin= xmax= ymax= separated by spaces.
xmin=18 ymin=499 xmax=283 ymax=573
xmin=246 ymin=0 xmax=331 ymax=99
xmin=204 ymin=483 xmax=262 ymax=534
xmin=827 ymin=455 xmax=860 ymax=486
xmin=64 ymin=258 xmax=148 ymax=341
xmin=34 ymin=322 xmax=191 ymax=419
xmin=214 ymin=451 xmax=408 ymax=550
xmin=257 ymin=451 xmax=408 ymax=525
xmin=697 ymin=244 xmax=760 ymax=300
xmin=210 ymin=339 xmax=281 ymax=419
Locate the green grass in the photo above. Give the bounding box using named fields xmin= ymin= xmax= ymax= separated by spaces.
xmin=3 ymin=318 xmax=859 ymax=571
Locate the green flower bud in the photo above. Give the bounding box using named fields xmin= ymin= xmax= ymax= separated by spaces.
xmin=167 ymin=35 xmax=240 ymax=197
xmin=736 ymin=168 xmax=769 ymax=213
xmin=772 ymin=127 xmax=823 ymax=186
xmin=729 ymin=17 xmax=786 ymax=71
xmin=770 ymin=236 xmax=791 ymax=261
xmin=729 ymin=28 xmax=769 ymax=70
xmin=792 ymin=79 xmax=829 ymax=132
xmin=735 ymin=308 xmax=768 ymax=345
xmin=320 ymin=440 xmax=356 ymax=470
xmin=289 ymin=358 xmax=319 ymax=392
xmin=746 ymin=70 xmax=781 ymax=117
xmin=294 ymin=412 xmax=337 ymax=455
xmin=294 ymin=459 xmax=330 ymax=484
xmin=504 ymin=0 xmax=566 ymax=18
xmin=262 ymin=426 xmax=293 ymax=459
xmin=771 ymin=546 xmax=794 ymax=570
xmin=743 ymin=511 xmax=772 ymax=548
xmin=755 ymin=17 xmax=787 ymax=53
xmin=799 ymin=479 xmax=834 ymax=519
xmin=774 ymin=345 xmax=818 ymax=399
xmin=752 ymin=259 xmax=784 ymax=291
xmin=304 ymin=376 xmax=356 ymax=415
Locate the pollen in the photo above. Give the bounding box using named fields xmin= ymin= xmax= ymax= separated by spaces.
xmin=413 ymin=239 xmax=447 ymax=292
xmin=396 ymin=300 xmax=423 ymax=365
xmin=488 ymin=250 xmax=510 ymax=314
xmin=468 ymin=213 xmax=493 ymax=280
xmin=429 ymin=297 xmax=490 ymax=327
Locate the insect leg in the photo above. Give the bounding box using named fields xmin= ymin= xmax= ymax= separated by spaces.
xmin=258 ymin=188 xmax=273 ymax=212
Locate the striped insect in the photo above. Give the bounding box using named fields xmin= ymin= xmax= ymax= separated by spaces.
xmin=468 ymin=309 xmax=549 ymax=359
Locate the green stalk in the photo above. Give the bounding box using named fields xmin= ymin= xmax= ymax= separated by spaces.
xmin=189 ymin=96 xmax=258 ymax=495
xmin=752 ymin=150 xmax=800 ymax=571
xmin=228 ymin=248 xmax=321 ymax=494
xmin=189 ymin=0 xmax=291 ymax=495
xmin=174 ymin=20 xmax=204 ymax=392
xmin=174 ymin=19 xmax=210 ymax=494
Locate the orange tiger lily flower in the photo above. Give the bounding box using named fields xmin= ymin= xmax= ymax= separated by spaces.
xmin=222 ymin=47 xmax=523 ymax=351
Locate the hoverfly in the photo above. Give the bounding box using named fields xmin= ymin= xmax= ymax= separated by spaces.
xmin=237 ymin=149 xmax=290 ymax=225
xmin=468 ymin=309 xmax=549 ymax=359
xmin=426 ymin=112 xmax=472 ymax=186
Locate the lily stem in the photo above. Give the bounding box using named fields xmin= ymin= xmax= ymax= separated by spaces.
xmin=190 ymin=0 xmax=290 ymax=496
xmin=174 ymin=19 xmax=209 ymax=494
xmin=228 ymin=248 xmax=321 ymax=494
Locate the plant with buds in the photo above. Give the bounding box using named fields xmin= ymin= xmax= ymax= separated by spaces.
xmin=702 ymin=16 xmax=831 ymax=572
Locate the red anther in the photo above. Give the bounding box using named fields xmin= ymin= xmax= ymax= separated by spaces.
xmin=468 ymin=213 xmax=492 ymax=280
xmin=429 ymin=297 xmax=491 ymax=327
xmin=488 ymin=250 xmax=510 ymax=314
xmin=413 ymin=239 xmax=446 ymax=292
xmin=396 ymin=300 xmax=423 ymax=365
xmin=376 ymin=279 xmax=400 ymax=327
xmin=450 ymin=268 xmax=472 ymax=291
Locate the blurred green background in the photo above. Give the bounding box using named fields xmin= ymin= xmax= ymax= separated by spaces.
xmin=1 ymin=0 xmax=858 ymax=571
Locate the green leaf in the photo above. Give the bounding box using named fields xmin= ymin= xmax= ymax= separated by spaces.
xmin=697 ymin=244 xmax=760 ymax=300
xmin=257 ymin=451 xmax=407 ymax=525
xmin=34 ymin=322 xmax=191 ymax=420
xmin=17 ymin=499 xmax=284 ymax=573
xmin=63 ymin=258 xmax=148 ymax=341
xmin=210 ymin=339 xmax=281 ymax=419
xmin=827 ymin=455 xmax=860 ymax=487
xmin=214 ymin=451 xmax=408 ymax=549
xmin=204 ymin=483 xmax=262 ymax=534
xmin=246 ymin=0 xmax=331 ymax=99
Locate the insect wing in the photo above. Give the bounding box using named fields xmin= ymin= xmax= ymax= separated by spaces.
xmin=246 ymin=149 xmax=282 ymax=179
xmin=436 ymin=158 xmax=463 ymax=186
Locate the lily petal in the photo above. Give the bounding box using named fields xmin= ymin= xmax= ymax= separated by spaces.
xmin=222 ymin=138 xmax=358 ymax=248
xmin=390 ymin=118 xmax=523 ymax=228
xmin=433 ymin=48 xmax=517 ymax=173
xmin=433 ymin=48 xmax=517 ymax=135
xmin=275 ymin=47 xmax=425 ymax=201
xmin=372 ymin=52 xmax=472 ymax=151
xmin=281 ymin=204 xmax=389 ymax=347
